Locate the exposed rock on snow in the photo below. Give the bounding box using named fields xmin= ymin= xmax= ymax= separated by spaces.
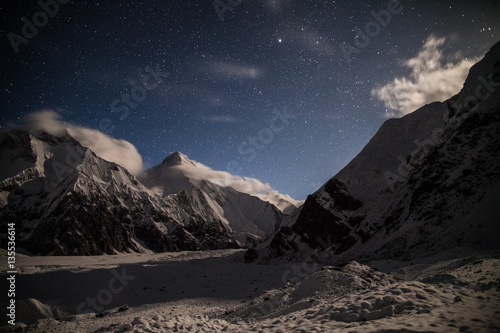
xmin=139 ymin=152 xmax=285 ymax=246
xmin=3 ymin=248 xmax=499 ymax=332
xmin=0 ymin=135 xmax=284 ymax=254
xmin=259 ymin=40 xmax=500 ymax=263
xmin=15 ymin=298 xmax=66 ymax=326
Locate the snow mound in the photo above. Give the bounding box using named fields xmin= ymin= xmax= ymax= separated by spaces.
xmin=16 ymin=298 xmax=65 ymax=325
xmin=9 ymin=249 xmax=500 ymax=333
xmin=419 ymin=273 xmax=467 ymax=286
xmin=225 ymin=261 xmax=397 ymax=320
xmin=91 ymin=315 xmax=237 ymax=333
xmin=78 ymin=278 xmax=500 ymax=333
xmin=290 ymin=261 xmax=395 ymax=302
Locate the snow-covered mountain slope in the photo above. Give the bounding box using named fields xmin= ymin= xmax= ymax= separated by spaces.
xmin=139 ymin=151 xmax=301 ymax=214
xmin=0 ymin=131 xmax=241 ymax=255
xmin=139 ymin=152 xmax=284 ymax=246
xmin=139 ymin=152 xmax=199 ymax=196
xmin=0 ymin=132 xmax=286 ymax=255
xmin=258 ymin=41 xmax=500 ymax=263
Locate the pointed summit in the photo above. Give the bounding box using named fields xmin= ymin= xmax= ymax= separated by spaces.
xmin=139 ymin=151 xmax=199 ymax=195
xmin=161 ymin=151 xmax=196 ymax=167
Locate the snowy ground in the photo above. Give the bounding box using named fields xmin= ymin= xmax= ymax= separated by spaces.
xmin=1 ymin=247 xmax=499 ymax=333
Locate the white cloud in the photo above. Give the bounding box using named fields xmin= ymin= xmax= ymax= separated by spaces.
xmin=25 ymin=110 xmax=144 ymax=175
xmin=207 ymin=61 xmax=263 ymax=80
xmin=200 ymin=114 xmax=239 ymax=123
xmin=164 ymin=154 xmax=304 ymax=211
xmin=371 ymin=35 xmax=481 ymax=117
xmin=256 ymin=190 xmax=304 ymax=213
xmin=22 ymin=111 xmax=304 ymax=211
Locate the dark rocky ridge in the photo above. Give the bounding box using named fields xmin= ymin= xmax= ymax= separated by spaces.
xmin=0 ymin=131 xmax=283 ymax=255
xmin=258 ymin=41 xmax=500 ymax=262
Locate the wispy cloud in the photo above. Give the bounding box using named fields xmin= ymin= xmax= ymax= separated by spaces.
xmin=161 ymin=155 xmax=304 ymax=211
xmin=200 ymin=114 xmax=239 ymax=123
xmin=371 ymin=35 xmax=481 ymax=118
xmin=256 ymin=190 xmax=304 ymax=213
xmin=206 ymin=61 xmax=263 ymax=80
xmin=24 ymin=110 xmax=144 ymax=175
xmin=285 ymin=26 xmax=337 ymax=56
xmin=21 ymin=111 xmax=303 ymax=210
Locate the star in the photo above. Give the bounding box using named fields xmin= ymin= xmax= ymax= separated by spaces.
xmin=1 ymin=0 xmax=498 ymax=201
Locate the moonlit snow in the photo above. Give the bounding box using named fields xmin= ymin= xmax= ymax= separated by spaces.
xmin=3 ymin=247 xmax=499 ymax=332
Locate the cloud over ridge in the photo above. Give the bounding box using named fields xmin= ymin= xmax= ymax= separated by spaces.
xmin=164 ymin=155 xmax=304 ymax=211
xmin=25 ymin=110 xmax=144 ymax=175
xmin=20 ymin=111 xmax=302 ymax=210
xmin=372 ymin=35 xmax=481 ymax=118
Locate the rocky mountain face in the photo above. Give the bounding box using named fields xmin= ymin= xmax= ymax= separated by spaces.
xmin=3 ymin=42 xmax=498 ymax=258
xmin=0 ymin=133 xmax=283 ymax=255
xmin=259 ymin=41 xmax=500 ymax=262
xmin=139 ymin=152 xmax=284 ymax=247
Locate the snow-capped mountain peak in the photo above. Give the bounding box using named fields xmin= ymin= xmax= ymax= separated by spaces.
xmin=140 ymin=152 xmax=198 ymax=196
xmin=161 ymin=151 xmax=197 ymax=167
xmin=0 ymin=132 xmax=286 ymax=254
xmin=143 ymin=152 xmax=302 ymax=214
xmin=140 ymin=152 xmax=286 ymax=246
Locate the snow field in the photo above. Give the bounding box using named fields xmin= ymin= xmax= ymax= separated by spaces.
xmin=2 ymin=249 xmax=499 ymax=333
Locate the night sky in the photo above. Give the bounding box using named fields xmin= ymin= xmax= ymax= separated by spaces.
xmin=1 ymin=0 xmax=499 ymax=200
